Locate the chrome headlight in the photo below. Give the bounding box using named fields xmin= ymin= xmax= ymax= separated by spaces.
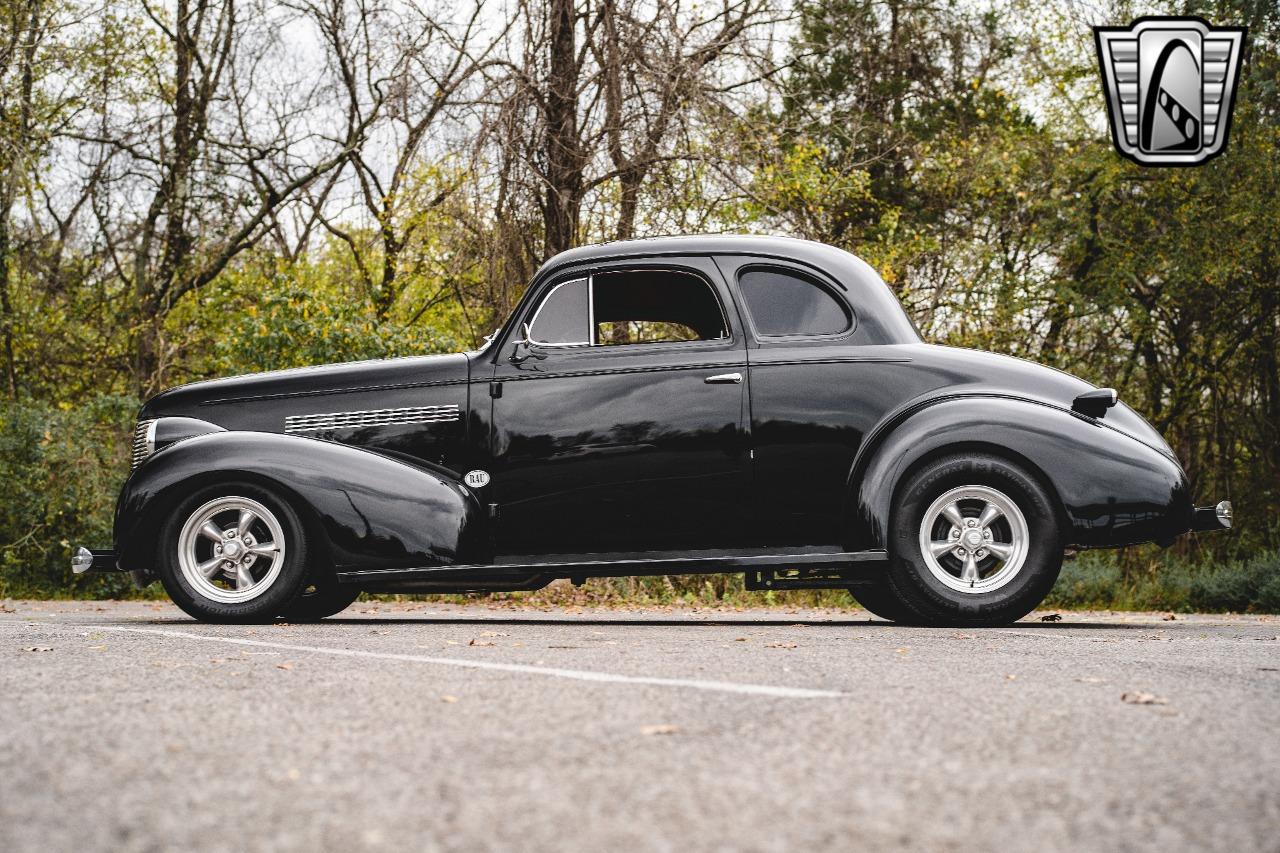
xmin=131 ymin=419 xmax=157 ymax=469
xmin=131 ymin=417 xmax=225 ymax=469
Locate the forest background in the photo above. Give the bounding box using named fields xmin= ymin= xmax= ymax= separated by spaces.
xmin=1 ymin=0 xmax=1276 ymax=609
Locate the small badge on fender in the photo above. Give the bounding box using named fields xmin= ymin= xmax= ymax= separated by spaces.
xmin=464 ymin=470 xmax=491 ymax=488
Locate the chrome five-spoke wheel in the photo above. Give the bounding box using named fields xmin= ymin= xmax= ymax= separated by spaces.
xmin=917 ymin=484 xmax=1029 ymax=594
xmin=177 ymin=496 xmax=286 ymax=603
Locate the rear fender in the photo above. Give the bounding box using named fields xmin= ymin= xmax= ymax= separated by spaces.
xmin=845 ymin=396 xmax=1192 ymax=551
xmin=115 ymin=431 xmax=485 ymax=573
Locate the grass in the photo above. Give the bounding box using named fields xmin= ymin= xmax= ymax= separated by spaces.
xmin=7 ymin=550 xmax=1278 ymax=614
xmin=416 ymin=548 xmax=1280 ymax=613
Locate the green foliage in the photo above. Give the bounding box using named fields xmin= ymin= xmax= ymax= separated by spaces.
xmin=0 ymin=396 xmax=140 ymax=598
xmin=1045 ymin=548 xmax=1280 ymax=613
xmin=176 ymin=255 xmax=469 ymax=377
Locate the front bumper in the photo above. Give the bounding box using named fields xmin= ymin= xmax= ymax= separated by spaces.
xmin=70 ymin=547 xmax=121 ymax=573
xmin=1191 ymin=501 xmax=1233 ymax=532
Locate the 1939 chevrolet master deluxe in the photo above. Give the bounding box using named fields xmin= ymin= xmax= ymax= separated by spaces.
xmin=73 ymin=236 xmax=1231 ymax=626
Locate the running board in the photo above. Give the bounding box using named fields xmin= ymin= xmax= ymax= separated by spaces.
xmin=336 ymin=550 xmax=889 ymax=585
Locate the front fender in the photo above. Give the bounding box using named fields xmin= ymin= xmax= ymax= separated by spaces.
xmin=115 ymin=431 xmax=485 ymax=573
xmin=846 ymin=396 xmax=1193 ymax=550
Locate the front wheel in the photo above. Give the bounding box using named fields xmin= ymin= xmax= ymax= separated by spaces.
xmin=886 ymin=454 xmax=1063 ymax=627
xmin=157 ymin=482 xmax=311 ymax=623
xmin=279 ymin=573 xmax=361 ymax=622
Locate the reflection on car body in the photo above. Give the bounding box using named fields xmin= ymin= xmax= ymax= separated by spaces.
xmin=72 ymin=235 xmax=1231 ymax=626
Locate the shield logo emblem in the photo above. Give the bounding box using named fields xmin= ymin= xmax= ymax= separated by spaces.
xmin=1094 ymin=17 xmax=1246 ymax=166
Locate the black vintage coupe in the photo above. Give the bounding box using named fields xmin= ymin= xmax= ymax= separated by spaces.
xmin=73 ymin=236 xmax=1230 ymax=625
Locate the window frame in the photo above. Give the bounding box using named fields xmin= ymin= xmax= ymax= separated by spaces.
xmin=733 ymin=263 xmax=857 ymax=343
xmin=526 ymin=276 xmax=593 ymax=348
xmin=522 ymin=266 xmax=733 ymax=354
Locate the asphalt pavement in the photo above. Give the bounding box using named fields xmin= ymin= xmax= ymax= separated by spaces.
xmin=1 ymin=599 xmax=1277 ymax=852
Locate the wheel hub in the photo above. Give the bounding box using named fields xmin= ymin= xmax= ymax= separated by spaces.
xmin=177 ymin=496 xmax=286 ymax=604
xmin=917 ymin=484 xmax=1030 ymax=594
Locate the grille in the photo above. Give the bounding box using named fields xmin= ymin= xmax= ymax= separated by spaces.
xmin=131 ymin=419 xmax=156 ymax=469
xmin=284 ymin=404 xmax=460 ymax=434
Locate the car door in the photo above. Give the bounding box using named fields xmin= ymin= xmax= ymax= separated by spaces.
xmin=488 ymin=258 xmax=750 ymax=557
xmin=717 ymin=257 xmax=869 ymax=547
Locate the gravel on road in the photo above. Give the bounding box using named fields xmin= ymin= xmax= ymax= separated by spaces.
xmin=1 ymin=600 xmax=1277 ymax=852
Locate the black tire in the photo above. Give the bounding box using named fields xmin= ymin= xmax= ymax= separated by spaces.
xmin=885 ymin=454 xmax=1063 ymax=627
xmin=279 ymin=572 xmax=361 ymax=622
xmin=156 ymin=481 xmax=312 ymax=624
xmin=848 ymin=580 xmax=922 ymax=624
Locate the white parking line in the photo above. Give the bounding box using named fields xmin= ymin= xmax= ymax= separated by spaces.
xmin=25 ymin=623 xmax=846 ymax=699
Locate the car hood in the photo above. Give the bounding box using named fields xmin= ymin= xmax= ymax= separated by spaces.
xmin=139 ymin=353 xmax=472 ymax=422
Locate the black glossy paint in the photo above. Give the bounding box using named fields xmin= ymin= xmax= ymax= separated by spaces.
xmin=116 ymin=431 xmax=483 ymax=573
xmin=488 ymin=256 xmax=750 ymax=554
xmin=117 ymin=234 xmax=1209 ymax=580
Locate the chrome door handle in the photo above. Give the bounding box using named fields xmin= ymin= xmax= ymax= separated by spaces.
xmin=704 ymin=372 xmax=742 ymax=385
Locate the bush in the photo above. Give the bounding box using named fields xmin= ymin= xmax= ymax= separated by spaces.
xmin=0 ymin=395 xmax=141 ymax=598
xmin=1043 ymin=548 xmax=1280 ymax=614
xmin=1188 ymin=551 xmax=1280 ymax=613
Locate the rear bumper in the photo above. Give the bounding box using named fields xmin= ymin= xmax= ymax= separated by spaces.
xmin=1191 ymin=501 xmax=1233 ymax=532
xmin=70 ymin=547 xmax=121 ymax=573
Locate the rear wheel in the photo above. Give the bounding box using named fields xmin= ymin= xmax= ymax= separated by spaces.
xmin=886 ymin=454 xmax=1063 ymax=627
xmin=847 ymin=581 xmax=920 ymax=624
xmin=157 ymin=482 xmax=311 ymax=623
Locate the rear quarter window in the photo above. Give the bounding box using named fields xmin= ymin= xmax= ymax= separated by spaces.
xmin=738 ymin=267 xmax=851 ymax=337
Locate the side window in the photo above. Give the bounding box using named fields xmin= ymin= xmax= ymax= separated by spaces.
xmin=591 ymin=269 xmax=726 ymax=346
xmin=528 ymin=278 xmax=590 ymax=344
xmin=738 ymin=267 xmax=851 ymax=337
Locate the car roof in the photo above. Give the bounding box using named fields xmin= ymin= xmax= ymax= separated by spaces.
xmin=535 ymin=234 xmax=859 ymax=279
xmin=528 ymin=234 xmax=921 ymax=346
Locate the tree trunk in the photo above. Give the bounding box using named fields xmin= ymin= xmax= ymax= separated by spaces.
xmin=0 ymin=208 xmax=16 ymax=399
xmin=543 ymin=0 xmax=581 ymax=258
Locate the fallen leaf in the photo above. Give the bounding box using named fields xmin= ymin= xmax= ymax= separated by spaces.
xmin=1162 ymin=613 xmax=1177 ymax=621
xmin=1005 ymin=674 xmax=1018 ymax=681
xmin=468 ymin=639 xmax=495 ymax=647
xmin=87 ymin=645 xmax=106 ymax=650
xmin=1075 ymin=676 xmax=1107 ymax=684
xmin=640 ymin=724 xmax=679 ymax=736
xmin=733 ymin=637 xmax=748 ymax=642
xmin=1120 ymin=691 xmax=1168 ymax=705
xmin=441 ymin=695 xmax=459 ymax=703
xmin=276 ymin=661 xmax=294 ymax=671
xmin=1040 ymin=613 xmax=1063 ymax=622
